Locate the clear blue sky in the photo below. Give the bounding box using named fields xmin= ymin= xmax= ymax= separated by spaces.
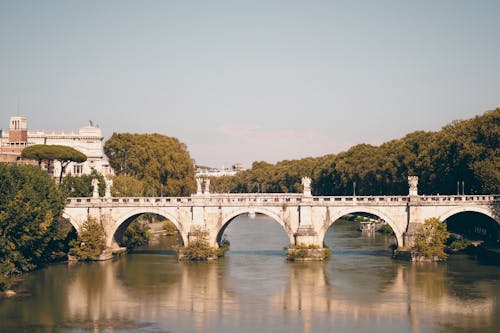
xmin=1 ymin=0 xmax=499 ymax=168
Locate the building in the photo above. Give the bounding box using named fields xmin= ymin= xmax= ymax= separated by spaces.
xmin=0 ymin=116 xmax=114 ymax=179
xmin=195 ymin=163 xmax=246 ymax=178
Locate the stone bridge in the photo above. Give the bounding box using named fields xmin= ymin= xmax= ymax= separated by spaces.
xmin=63 ymin=177 xmax=499 ymax=250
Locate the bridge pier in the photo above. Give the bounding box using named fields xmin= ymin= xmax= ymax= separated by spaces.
xmin=294 ymin=226 xmax=320 ymax=246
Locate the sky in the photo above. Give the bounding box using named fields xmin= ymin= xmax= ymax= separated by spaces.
xmin=1 ymin=0 xmax=499 ymax=168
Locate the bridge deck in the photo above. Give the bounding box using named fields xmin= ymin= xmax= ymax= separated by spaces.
xmin=66 ymin=194 xmax=499 ymax=208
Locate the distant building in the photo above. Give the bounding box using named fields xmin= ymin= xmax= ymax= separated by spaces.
xmin=195 ymin=163 xmax=246 ymax=177
xmin=0 ymin=116 xmax=114 ymax=179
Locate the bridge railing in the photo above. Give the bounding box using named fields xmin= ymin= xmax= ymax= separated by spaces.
xmin=312 ymin=196 xmax=408 ymax=203
xmin=66 ymin=195 xmax=306 ymax=206
xmin=66 ymin=197 xmax=196 ymax=206
xmin=409 ymin=195 xmax=498 ymax=203
xmin=66 ymin=194 xmax=499 ymax=206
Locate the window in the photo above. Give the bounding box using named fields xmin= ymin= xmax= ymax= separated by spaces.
xmin=73 ymin=164 xmax=83 ymax=175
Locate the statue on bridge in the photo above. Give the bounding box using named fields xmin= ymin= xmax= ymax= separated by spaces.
xmin=105 ymin=178 xmax=112 ymax=198
xmin=302 ymin=177 xmax=312 ymax=197
xmin=92 ymin=178 xmax=99 ymax=198
xmin=204 ymin=178 xmax=211 ymax=194
xmin=196 ymin=178 xmax=203 ymax=195
xmin=408 ymin=176 xmax=419 ymax=196
xmin=195 ymin=177 xmax=211 ymax=195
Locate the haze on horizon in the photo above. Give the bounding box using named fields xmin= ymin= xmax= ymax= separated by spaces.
xmin=1 ymin=1 xmax=499 ymax=168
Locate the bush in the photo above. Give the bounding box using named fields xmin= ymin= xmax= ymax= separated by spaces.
xmin=163 ymin=220 xmax=179 ymax=235
xmin=122 ymin=220 xmax=151 ymax=249
xmin=449 ymin=238 xmax=473 ymax=251
xmin=69 ymin=215 xmax=106 ymax=260
xmin=217 ymin=235 xmax=230 ymax=257
xmin=412 ymin=217 xmax=449 ymax=260
xmin=178 ymin=231 xmax=228 ymax=260
xmin=0 ymin=264 xmax=13 ymax=291
xmin=286 ymin=244 xmax=331 ymax=260
xmin=378 ymin=224 xmax=395 ymax=235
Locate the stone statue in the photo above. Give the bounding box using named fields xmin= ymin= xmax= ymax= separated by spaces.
xmin=302 ymin=177 xmax=312 ymax=196
xmin=408 ymin=176 xmax=419 ymax=196
xmin=105 ymin=178 xmax=112 ymax=198
xmin=196 ymin=178 xmax=203 ymax=195
xmin=92 ymin=178 xmax=99 ymax=198
xmin=204 ymin=178 xmax=210 ymax=194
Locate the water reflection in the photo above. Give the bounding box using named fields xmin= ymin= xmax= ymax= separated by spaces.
xmin=0 ymin=216 xmax=498 ymax=333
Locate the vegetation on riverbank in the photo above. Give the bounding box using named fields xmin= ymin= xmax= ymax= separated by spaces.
xmin=378 ymin=224 xmax=395 ymax=235
xmin=411 ymin=218 xmax=450 ymax=261
xmin=0 ymin=164 xmax=70 ymax=291
xmin=286 ymin=244 xmax=331 ymax=261
xmin=69 ymin=215 xmax=106 ymax=260
xmin=177 ymin=231 xmax=229 ymax=261
xmin=121 ymin=220 xmax=152 ymax=249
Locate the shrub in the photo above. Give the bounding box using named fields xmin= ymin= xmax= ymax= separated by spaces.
xmin=412 ymin=217 xmax=449 ymax=260
xmin=122 ymin=220 xmax=151 ymax=249
xmin=178 ymin=231 xmax=229 ymax=260
xmin=286 ymin=244 xmax=331 ymax=260
xmin=449 ymin=238 xmax=473 ymax=251
xmin=69 ymin=215 xmax=106 ymax=260
xmin=163 ymin=220 xmax=179 ymax=235
xmin=378 ymin=224 xmax=395 ymax=235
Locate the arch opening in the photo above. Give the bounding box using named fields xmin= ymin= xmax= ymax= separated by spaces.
xmin=216 ymin=211 xmax=291 ymax=255
xmin=445 ymin=211 xmax=499 ymax=248
xmin=323 ymin=212 xmax=398 ymax=254
xmin=114 ymin=213 xmax=184 ymax=251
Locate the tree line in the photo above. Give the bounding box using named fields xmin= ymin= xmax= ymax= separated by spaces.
xmin=210 ymin=109 xmax=499 ymax=195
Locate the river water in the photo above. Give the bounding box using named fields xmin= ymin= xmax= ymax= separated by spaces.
xmin=1 ymin=215 xmax=499 ymax=333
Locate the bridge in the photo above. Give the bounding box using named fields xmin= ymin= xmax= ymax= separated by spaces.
xmin=63 ymin=177 xmax=499 ymax=251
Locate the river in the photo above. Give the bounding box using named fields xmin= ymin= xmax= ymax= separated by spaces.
xmin=1 ymin=215 xmax=499 ymax=333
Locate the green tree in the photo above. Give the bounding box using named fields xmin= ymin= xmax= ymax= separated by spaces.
xmin=121 ymin=220 xmax=151 ymax=249
xmin=21 ymin=144 xmax=87 ymax=183
xmin=104 ymin=133 xmax=196 ymax=196
xmin=178 ymin=231 xmax=217 ymax=260
xmin=0 ymin=164 xmax=68 ymax=288
xmin=412 ymin=217 xmax=450 ymax=260
xmin=111 ymin=174 xmax=145 ymax=197
xmin=60 ymin=169 xmax=106 ymax=197
xmin=69 ymin=215 xmax=106 ymax=260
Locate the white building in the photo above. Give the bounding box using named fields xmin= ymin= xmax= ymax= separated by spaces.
xmin=195 ymin=163 xmax=245 ymax=178
xmin=0 ymin=116 xmax=114 ymax=179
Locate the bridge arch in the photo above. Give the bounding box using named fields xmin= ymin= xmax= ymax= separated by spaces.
xmin=438 ymin=206 xmax=498 ymax=225
xmin=62 ymin=211 xmax=83 ymax=231
xmin=439 ymin=206 xmax=499 ymax=243
xmin=214 ymin=207 xmax=294 ymax=246
xmin=111 ymin=207 xmax=188 ymax=247
xmin=319 ymin=207 xmax=403 ymax=247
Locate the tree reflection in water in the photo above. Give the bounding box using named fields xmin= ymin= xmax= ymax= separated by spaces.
xmin=0 ymin=216 xmax=498 ymax=333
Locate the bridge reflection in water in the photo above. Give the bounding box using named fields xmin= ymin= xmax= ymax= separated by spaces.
xmin=60 ymin=215 xmax=497 ymax=333
xmin=1 ymin=216 xmax=498 ymax=333
xmin=60 ymin=257 xmax=496 ymax=333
